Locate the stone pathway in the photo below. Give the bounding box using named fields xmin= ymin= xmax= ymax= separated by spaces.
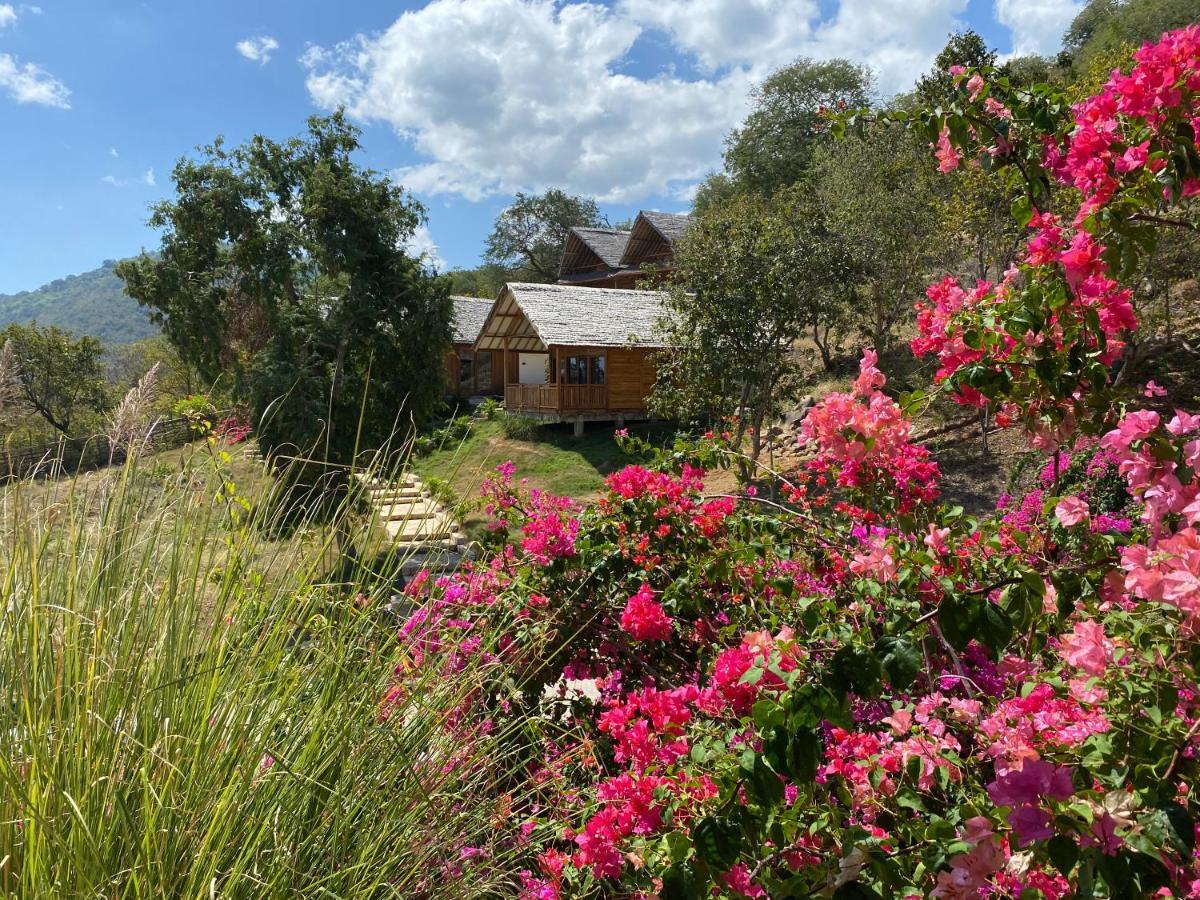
xmin=354 ymin=471 xmax=470 ymax=575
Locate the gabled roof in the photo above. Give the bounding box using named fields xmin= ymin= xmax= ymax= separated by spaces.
xmin=619 ymin=210 xmax=691 ymax=268
xmin=558 ymin=227 xmax=632 ymax=279
xmin=450 ymin=295 xmax=495 ymax=344
xmin=476 ymin=283 xmax=672 ymax=352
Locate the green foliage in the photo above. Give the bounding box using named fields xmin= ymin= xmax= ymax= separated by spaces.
xmin=723 ymin=57 xmax=872 ymax=196
xmin=117 ymin=113 xmax=453 ymax=468
xmin=107 ymin=334 xmax=207 ymax=409
xmin=1 ymin=321 xmax=109 ymax=435
xmin=501 ymin=412 xmax=543 ymax=441
xmin=0 ymin=451 xmax=527 ymax=895
xmin=807 ymin=123 xmax=950 ymax=349
xmin=413 ymin=413 xmax=474 ymax=457
xmin=172 ymin=394 xmax=219 ymax=436
xmin=483 ymin=188 xmax=605 ymax=282
xmin=477 ymin=397 xmax=502 ymax=420
xmin=1065 ymin=0 xmax=1199 ymax=70
xmin=916 ymin=30 xmax=997 ymax=104
xmin=0 ymin=259 xmax=156 ymax=345
xmin=447 ymin=262 xmax=511 ymax=299
xmin=652 ymin=191 xmax=852 ymax=465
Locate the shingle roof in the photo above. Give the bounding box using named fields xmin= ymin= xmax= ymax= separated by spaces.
xmin=450 ymin=295 xmax=495 ymax=344
xmin=641 ymin=210 xmax=691 ymax=243
xmin=571 ymin=227 xmax=631 ymax=268
xmin=482 ymin=283 xmax=673 ymax=350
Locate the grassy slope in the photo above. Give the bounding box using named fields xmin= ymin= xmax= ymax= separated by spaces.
xmin=412 ymin=419 xmax=675 ymax=530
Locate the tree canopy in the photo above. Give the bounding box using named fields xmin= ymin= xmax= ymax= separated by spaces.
xmin=723 ymin=58 xmax=872 ymax=195
xmin=0 ymin=322 xmax=109 ymax=436
xmin=117 ymin=113 xmax=452 ymax=465
xmin=483 ymin=189 xmax=605 ymax=282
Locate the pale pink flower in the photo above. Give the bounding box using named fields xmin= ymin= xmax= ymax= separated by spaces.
xmin=1058 ymin=619 xmax=1113 ymax=676
xmin=1055 ymin=495 xmax=1090 ymax=527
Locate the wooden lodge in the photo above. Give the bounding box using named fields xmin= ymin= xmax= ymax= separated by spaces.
xmin=474 ymin=283 xmax=671 ymax=432
xmin=445 ymin=295 xmax=503 ymax=398
xmin=556 ymin=210 xmax=691 ymax=289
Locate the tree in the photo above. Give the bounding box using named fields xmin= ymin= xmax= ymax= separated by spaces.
xmin=723 ymin=58 xmax=872 ymax=196
xmin=483 ymin=189 xmax=604 ymax=282
xmin=807 ymin=123 xmax=949 ymax=350
xmin=651 ymin=193 xmax=851 ymax=472
xmin=107 ymin=335 xmax=204 ymax=410
xmin=1064 ymin=0 xmax=1198 ymax=69
xmin=118 ymin=113 xmax=453 ymax=467
xmin=0 ymin=322 xmax=109 ymax=436
xmin=446 ymin=263 xmax=510 ymax=299
xmin=916 ymin=30 xmax=997 ymax=104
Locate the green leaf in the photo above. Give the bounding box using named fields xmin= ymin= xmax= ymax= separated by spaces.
xmin=832 ymin=883 xmax=884 ymax=899
xmin=875 ymin=636 xmax=921 ymax=691
xmin=1011 ymin=194 xmax=1033 ymax=227
xmin=1048 ymin=834 xmax=1079 ymax=876
xmin=829 ymin=645 xmax=882 ymax=698
xmin=692 ymin=817 xmax=743 ymax=871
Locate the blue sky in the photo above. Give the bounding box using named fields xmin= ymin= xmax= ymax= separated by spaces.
xmin=0 ymin=0 xmax=1079 ymax=295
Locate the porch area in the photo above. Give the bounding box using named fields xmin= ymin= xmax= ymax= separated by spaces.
xmin=503 ymin=383 xmax=608 ymax=416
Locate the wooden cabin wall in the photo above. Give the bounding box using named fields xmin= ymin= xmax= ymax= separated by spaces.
xmin=607 ymin=347 xmax=656 ymax=410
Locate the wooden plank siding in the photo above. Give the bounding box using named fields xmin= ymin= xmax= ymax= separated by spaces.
xmin=606 ymin=347 xmax=656 ymax=411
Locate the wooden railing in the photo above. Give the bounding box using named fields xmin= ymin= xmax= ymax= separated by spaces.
xmin=505 ymin=383 xmax=609 ymax=414
xmin=559 ymin=384 xmax=607 ymax=411
xmin=506 ymin=383 xmax=559 ymax=412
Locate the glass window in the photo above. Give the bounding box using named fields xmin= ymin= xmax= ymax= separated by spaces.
xmin=590 ymin=355 xmax=606 ymax=385
xmin=458 ymin=352 xmax=474 ymax=390
xmin=475 ymin=351 xmax=492 ymax=389
xmin=566 ymin=356 xmax=588 ymax=385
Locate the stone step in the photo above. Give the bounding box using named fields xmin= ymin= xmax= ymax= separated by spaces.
xmin=385 ymin=516 xmax=459 ymax=543
xmin=376 ymin=501 xmax=441 ymax=521
xmin=370 ymin=490 xmax=425 ymax=505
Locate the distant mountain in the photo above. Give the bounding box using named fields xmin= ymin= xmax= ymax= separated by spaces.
xmin=0 ymin=259 xmax=157 ymax=345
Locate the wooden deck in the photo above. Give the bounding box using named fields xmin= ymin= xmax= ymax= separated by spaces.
xmin=504 ymin=383 xmax=608 ymax=414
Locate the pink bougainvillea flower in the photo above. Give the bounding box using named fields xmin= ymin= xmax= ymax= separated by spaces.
xmin=1144 ymin=380 xmax=1168 ymax=398
xmin=619 ymin=584 xmax=673 ymax=641
xmin=1055 ymin=495 xmax=1091 ymax=527
xmin=1058 ymin=619 xmax=1114 ymax=676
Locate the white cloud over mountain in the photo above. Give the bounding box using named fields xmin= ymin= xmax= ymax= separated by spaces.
xmin=301 ymin=0 xmax=1061 ymax=203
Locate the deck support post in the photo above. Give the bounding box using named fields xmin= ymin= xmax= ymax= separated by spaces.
xmin=573 ymin=416 xmax=585 ymax=438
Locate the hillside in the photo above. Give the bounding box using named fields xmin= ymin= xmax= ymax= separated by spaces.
xmin=0 ymin=260 xmax=157 ymax=345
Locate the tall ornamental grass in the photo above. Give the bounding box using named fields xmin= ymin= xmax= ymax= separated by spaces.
xmin=0 ymin=449 xmax=522 ymax=897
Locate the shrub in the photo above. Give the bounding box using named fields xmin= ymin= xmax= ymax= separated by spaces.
xmin=382 ymin=32 xmax=1200 ymax=898
xmin=500 ymin=412 xmax=541 ymax=441
xmin=172 ymin=394 xmax=218 ymax=436
xmin=477 ymin=397 xmax=501 ymax=420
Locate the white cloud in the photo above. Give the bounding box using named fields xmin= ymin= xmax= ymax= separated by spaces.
xmin=303 ymin=0 xmax=965 ymax=203
xmin=0 ymin=52 xmax=69 ymax=107
xmin=102 ymin=169 xmax=155 ymax=189
xmin=0 ymin=5 xmax=16 ymax=29
xmin=995 ymin=0 xmax=1084 ymax=57
xmin=404 ymin=222 xmax=447 ymax=271
xmin=236 ymin=35 xmax=279 ymax=65
xmin=110 ymin=147 xmax=119 ymax=158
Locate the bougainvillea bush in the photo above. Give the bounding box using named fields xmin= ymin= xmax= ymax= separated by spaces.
xmin=389 ymin=30 xmax=1200 ymax=898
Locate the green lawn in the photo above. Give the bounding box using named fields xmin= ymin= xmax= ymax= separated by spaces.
xmin=412 ymin=418 xmax=674 ymax=516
